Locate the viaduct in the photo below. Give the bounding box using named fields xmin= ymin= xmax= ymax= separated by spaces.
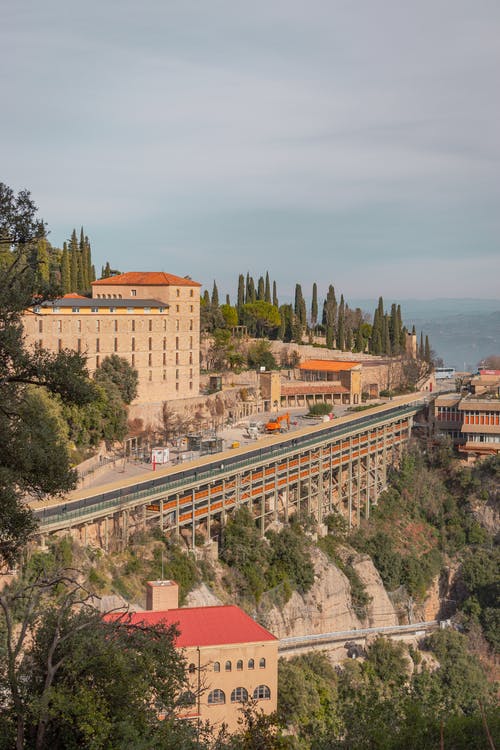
xmin=33 ymin=395 xmax=429 ymax=551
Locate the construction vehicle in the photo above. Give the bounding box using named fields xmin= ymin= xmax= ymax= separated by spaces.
xmin=265 ymin=413 xmax=290 ymax=433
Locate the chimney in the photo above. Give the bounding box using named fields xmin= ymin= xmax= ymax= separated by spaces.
xmin=146 ymin=580 xmax=179 ymax=611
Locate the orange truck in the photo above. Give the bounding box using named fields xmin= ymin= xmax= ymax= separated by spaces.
xmin=265 ymin=413 xmax=290 ymax=433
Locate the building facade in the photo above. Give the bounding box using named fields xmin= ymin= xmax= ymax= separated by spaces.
xmin=23 ymin=272 xmax=201 ymax=404
xmin=122 ymin=581 xmax=278 ymax=732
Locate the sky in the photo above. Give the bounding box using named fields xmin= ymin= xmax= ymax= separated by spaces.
xmin=2 ymin=0 xmax=500 ymax=302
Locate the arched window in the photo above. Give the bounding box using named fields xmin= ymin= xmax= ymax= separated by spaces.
xmin=236 ymin=659 xmax=243 ymax=671
xmin=208 ymin=689 xmax=225 ymax=705
xmin=225 ymin=660 xmax=232 ymax=671
xmin=253 ymin=685 xmax=271 ymax=700
xmin=179 ymin=690 xmax=196 ymax=706
xmin=188 ymin=663 xmax=196 ymax=674
xmin=213 ymin=662 xmax=220 ymax=672
xmin=230 ymin=687 xmax=248 ymax=703
xmin=248 ymin=658 xmax=255 ymax=669
xmin=259 ymin=658 xmax=266 ymax=668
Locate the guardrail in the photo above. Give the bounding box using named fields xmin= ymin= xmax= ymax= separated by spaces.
xmin=278 ymin=620 xmax=438 ymax=652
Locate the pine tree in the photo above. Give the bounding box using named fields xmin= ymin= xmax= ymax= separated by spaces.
xmin=61 ymin=243 xmax=71 ymax=294
xmin=257 ymin=276 xmax=265 ymax=301
xmin=311 ymin=282 xmax=318 ymax=327
xmin=211 ymin=281 xmax=219 ymax=308
xmin=264 ymin=272 xmax=271 ymax=303
xmin=272 ymin=280 xmax=278 ymax=308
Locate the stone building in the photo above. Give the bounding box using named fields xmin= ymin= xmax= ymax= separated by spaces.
xmin=23 ymin=271 xmax=201 ymax=404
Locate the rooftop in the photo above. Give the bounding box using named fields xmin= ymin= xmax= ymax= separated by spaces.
xmin=92 ymin=271 xmax=201 ymax=287
xmin=106 ymin=605 xmax=277 ymax=648
xmin=31 ymin=298 xmax=169 ymax=310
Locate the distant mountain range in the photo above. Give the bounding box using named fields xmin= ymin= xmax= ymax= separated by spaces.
xmin=350 ymin=299 xmax=500 ymax=371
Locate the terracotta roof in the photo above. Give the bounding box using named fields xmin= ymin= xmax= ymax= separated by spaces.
xmin=63 ymin=293 xmax=88 ymax=299
xmin=92 ymin=272 xmax=201 ymax=287
xmin=281 ymin=383 xmax=349 ymax=395
xmin=106 ymin=605 xmax=277 ymax=648
xmin=299 ymin=359 xmax=361 ymax=372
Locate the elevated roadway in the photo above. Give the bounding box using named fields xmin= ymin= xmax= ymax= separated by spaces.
xmin=33 ymin=394 xmax=429 ymax=549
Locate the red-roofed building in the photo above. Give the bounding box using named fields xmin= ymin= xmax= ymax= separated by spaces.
xmin=294 ymin=359 xmax=362 ymax=405
xmin=106 ymin=581 xmax=278 ymax=731
xmin=23 ymin=270 xmax=201 ymax=404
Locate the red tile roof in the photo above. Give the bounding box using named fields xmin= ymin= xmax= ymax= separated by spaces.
xmin=63 ymin=292 xmax=88 ymax=299
xmin=92 ymin=272 xmax=201 ymax=287
xmin=299 ymin=359 xmax=360 ymax=372
xmin=106 ymin=605 xmax=277 ymax=648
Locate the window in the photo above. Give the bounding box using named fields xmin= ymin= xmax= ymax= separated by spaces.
xmin=96 ymin=355 xmax=100 ymax=368
xmin=225 ymin=661 xmax=232 ymax=672
xmin=131 ymin=320 xmax=135 ymax=332
xmin=190 ymin=289 xmax=194 ymax=297
xmin=208 ymin=689 xmax=225 ymax=705
xmin=163 ymin=353 xmax=166 ymax=366
xmin=190 ymin=305 xmax=193 ymax=312
xmin=58 ymin=339 xmax=62 ymax=352
xmin=189 ymin=353 xmax=193 ymax=365
xmin=230 ymin=687 xmax=248 ymax=703
xmin=176 ymin=320 xmax=180 ymax=331
xmin=189 ymin=382 xmax=193 ymax=390
xmin=149 ymin=370 xmax=152 ymax=381
xmin=131 ymin=354 xmax=135 ymax=367
xmin=38 ymin=319 xmax=43 ymax=333
xmin=96 ymin=338 xmax=100 ymax=353
xmin=188 ymin=663 xmax=196 ymax=674
xmin=114 ymin=320 xmax=118 ymax=332
xmin=236 ymin=660 xmax=243 ymax=671
xmin=96 ymin=320 xmax=100 ymax=332
xmin=148 ymin=353 xmax=152 ymax=366
xmin=72 ymin=307 xmax=80 ymax=313
xmin=163 ymin=370 xmax=166 ymax=380
xmin=91 ymin=307 xmax=99 ymax=313
xmin=77 ymin=320 xmax=82 ymax=332
xmin=176 ymin=289 xmax=180 ymax=297
xmin=131 ymin=289 xmax=137 ymax=297
xmin=159 ymin=307 xmax=164 ymax=313
xmin=176 ymin=369 xmax=179 ymax=380
xmin=57 ymin=320 xmax=62 ymax=332
xmin=253 ymin=685 xmax=271 ymax=700
xmin=127 ymin=307 xmax=134 ymax=313
xmin=176 ymin=353 xmax=179 ymax=365
xmin=259 ymin=658 xmax=266 ymax=668
xmin=189 ymin=319 xmax=193 ymax=331
xmin=176 ymin=383 xmax=179 ymax=391
xmin=34 ymin=305 xmax=41 ymax=313
xmin=109 ymin=307 xmax=116 ymax=313
xmin=77 ymin=339 xmax=81 ymax=353
xmin=176 ymin=337 xmax=179 ymax=350
xmin=114 ymin=338 xmax=118 ymax=352
xmin=131 ymin=337 xmax=135 ymax=351
xmin=144 ymin=307 xmax=151 ymax=313
xmin=163 ymin=320 xmax=167 ymax=331
xmin=163 ymin=337 xmax=167 ymax=350
xmin=52 ymin=306 xmax=61 ymax=313
xmin=213 ymin=662 xmax=220 ymax=672
xmin=149 ymin=319 xmax=152 ymax=331
xmin=248 ymin=659 xmax=254 ymax=670
xmin=149 ymin=337 xmax=152 ymax=350
xmin=176 ymin=305 xmax=180 ymax=312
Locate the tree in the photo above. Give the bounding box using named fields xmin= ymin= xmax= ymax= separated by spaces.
xmin=94 ymin=354 xmax=139 ymax=404
xmin=264 ymin=272 xmax=271 ymax=304
xmin=272 ymin=280 xmax=278 ymax=308
xmin=237 ymin=274 xmax=245 ymax=318
xmin=0 ymin=246 xmax=96 ymax=567
xmin=0 ymin=565 xmax=198 ymax=750
xmin=0 ymin=182 xmax=46 ymax=248
xmin=241 ymin=301 xmax=281 ymax=338
xmin=311 ymin=283 xmax=318 ymax=328
xmin=246 ymin=340 xmax=277 ymax=370
xmin=211 ymin=280 xmax=219 ymax=308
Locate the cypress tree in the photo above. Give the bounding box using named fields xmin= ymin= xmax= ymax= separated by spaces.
xmin=390 ymin=303 xmax=400 ymax=355
xmin=35 ymin=238 xmax=50 ymax=286
xmin=79 ymin=227 xmax=89 ymax=291
xmin=248 ymin=277 xmax=256 ymax=303
xmin=69 ymin=229 xmax=78 ymax=291
xmin=257 ymin=276 xmax=265 ymax=301
xmin=211 ymin=281 xmax=219 ymax=308
xmin=311 ymin=282 xmax=318 ymax=327
xmin=226 ymin=294 xmax=230 ymax=305
xmin=424 ymin=335 xmax=431 ymax=363
xmin=272 ymin=280 xmax=278 ymax=308
xmin=237 ymin=274 xmax=245 ymax=316
xmin=337 ymin=295 xmax=345 ymax=350
xmin=203 ymin=289 xmax=210 ymax=305
xmin=324 ymin=285 xmax=337 ymax=349
xmin=384 ymin=316 xmax=392 ymax=356
xmin=419 ymin=332 xmax=424 ymax=359
xmin=90 ymin=264 xmax=96 ymax=283
xmin=61 ymin=243 xmax=71 ymax=294
xmin=264 ymin=272 xmax=271 ymax=303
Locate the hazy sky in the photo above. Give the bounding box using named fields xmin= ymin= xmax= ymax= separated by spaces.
xmin=2 ymin=0 xmax=499 ymax=301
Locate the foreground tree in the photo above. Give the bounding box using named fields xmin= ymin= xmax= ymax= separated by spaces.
xmin=0 ymin=184 xmax=96 ymax=567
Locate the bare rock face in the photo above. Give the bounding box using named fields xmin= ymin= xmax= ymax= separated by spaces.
xmin=261 ymin=549 xmax=398 ymax=639
xmin=184 ymin=583 xmax=223 ymax=608
xmin=351 ymin=554 xmax=399 ymax=627
xmin=261 ymin=549 xmax=363 ymax=638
